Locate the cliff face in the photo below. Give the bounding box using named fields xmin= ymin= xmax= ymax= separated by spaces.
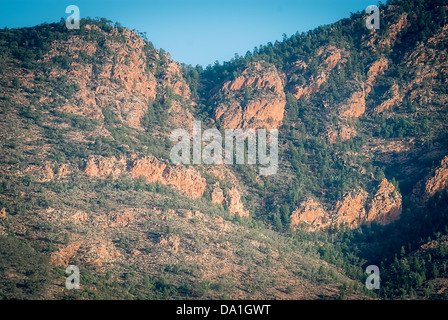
xmin=31 ymin=23 xmax=194 ymax=133
xmin=213 ymin=61 xmax=286 ymax=130
xmin=424 ymin=156 xmax=448 ymax=198
xmin=290 ymin=198 xmax=328 ymax=232
xmin=412 ymin=156 xmax=448 ymax=203
xmin=333 ymin=189 xmax=368 ymax=229
xmin=367 ymin=179 xmax=402 ymax=226
xmin=1 ymin=1 xmax=448 ymax=300
xmin=291 ymin=180 xmax=402 ymax=231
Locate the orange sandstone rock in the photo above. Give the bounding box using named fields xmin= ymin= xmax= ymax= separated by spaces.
xmin=367 ymin=179 xmax=402 ymax=225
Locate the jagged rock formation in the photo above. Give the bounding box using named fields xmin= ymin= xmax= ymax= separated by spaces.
xmin=1 ymin=0 xmax=448 ymax=300
xmin=290 ymin=198 xmax=328 ymax=232
xmin=225 ymin=187 xmax=250 ymax=218
xmin=211 ymin=183 xmax=224 ymax=205
xmin=0 ymin=208 xmax=6 ymax=220
xmin=367 ymin=179 xmax=402 ymax=225
xmin=424 ymin=156 xmax=448 ymax=197
xmin=333 ymin=189 xmax=368 ymax=229
xmin=291 ymin=180 xmax=402 ymax=231
xmin=213 ymin=61 xmax=286 ymax=130
xmin=38 ymin=23 xmax=195 ymax=132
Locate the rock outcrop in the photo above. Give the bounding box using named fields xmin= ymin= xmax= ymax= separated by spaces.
xmin=0 ymin=208 xmax=6 ymax=220
xmin=367 ymin=179 xmax=402 ymax=225
xmin=50 ymin=241 xmax=83 ymax=267
xmin=211 ymin=183 xmax=224 ymax=205
xmin=209 ymin=167 xmax=250 ymax=218
xmin=213 ymin=61 xmax=286 ymax=130
xmin=292 ymin=46 xmax=347 ymax=100
xmin=333 ymin=190 xmax=368 ymax=229
xmin=41 ymin=23 xmax=194 ymax=130
xmin=339 ymin=89 xmax=366 ymax=119
xmin=291 ymin=180 xmax=402 ymax=231
xmin=84 ymin=155 xmax=127 ymax=178
xmin=83 ymin=154 xmax=206 ymax=199
xmin=424 ymin=156 xmax=448 ymax=198
xmin=374 ymin=83 xmax=401 ymax=114
xmin=290 ymin=198 xmax=328 ymax=232
xmin=158 ymin=234 xmax=180 ymax=253
xmin=225 ymin=187 xmax=250 ymax=218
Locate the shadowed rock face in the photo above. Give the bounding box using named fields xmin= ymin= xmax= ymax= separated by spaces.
xmin=367 ymin=179 xmax=402 ymax=226
xmin=424 ymin=156 xmax=448 ymax=198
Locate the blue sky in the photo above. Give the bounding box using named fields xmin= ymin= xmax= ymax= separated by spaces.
xmin=0 ymin=0 xmax=380 ymax=66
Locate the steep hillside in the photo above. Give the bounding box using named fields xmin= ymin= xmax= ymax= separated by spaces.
xmin=1 ymin=0 xmax=448 ymax=300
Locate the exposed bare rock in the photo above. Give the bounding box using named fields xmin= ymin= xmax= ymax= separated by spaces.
xmin=83 ymin=154 xmax=206 ymax=199
xmin=58 ymin=163 xmax=70 ymax=177
xmin=128 ymin=156 xmax=167 ymax=183
xmin=50 ymin=241 xmax=83 ymax=267
xmin=364 ymin=12 xmax=408 ymax=52
xmin=326 ymin=125 xmax=358 ymax=144
xmin=381 ymin=13 xmax=409 ymax=51
xmin=37 ymin=162 xmax=71 ymax=182
xmin=72 ymin=211 xmax=88 ymax=222
xmin=424 ymin=156 xmax=448 ymax=198
xmin=339 ymin=89 xmax=366 ymax=119
xmin=85 ymin=242 xmax=121 ymax=267
xmin=83 ymin=155 xmax=127 ymax=178
xmin=162 ymin=55 xmax=192 ymax=98
xmin=290 ymin=198 xmax=328 ymax=232
xmin=374 ymin=83 xmax=401 ymax=113
xmin=39 ymin=24 xmax=197 ymax=130
xmin=366 ymin=58 xmax=389 ymax=92
xmin=0 ymin=208 xmax=6 ymax=220
xmin=367 ymin=179 xmax=402 ymax=225
xmin=213 ymin=61 xmax=286 ymax=130
xmin=109 ymin=211 xmax=136 ymax=228
xmin=225 ymin=187 xmax=250 ymax=218
xmin=129 ymin=156 xmax=206 ymax=199
xmin=292 ymin=46 xmax=347 ymax=100
xmin=211 ymin=183 xmax=224 ymax=205
xmin=333 ymin=190 xmax=368 ymax=229
xmin=291 ymin=184 xmax=401 ymax=231
xmin=209 ymin=167 xmax=250 ymax=217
